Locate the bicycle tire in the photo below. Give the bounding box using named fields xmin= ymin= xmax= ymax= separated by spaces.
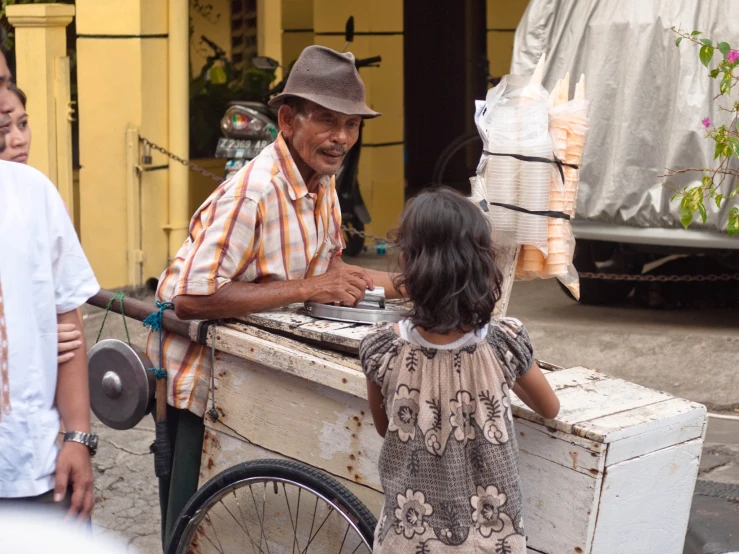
xmin=431 ymin=131 xmax=482 ymax=186
xmin=167 ymin=459 xmax=377 ymax=554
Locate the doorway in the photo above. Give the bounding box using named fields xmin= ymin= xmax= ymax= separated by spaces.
xmin=403 ymin=0 xmax=488 ymax=198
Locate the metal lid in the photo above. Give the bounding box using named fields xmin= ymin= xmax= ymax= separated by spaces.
xmin=88 ymin=339 xmax=156 ymax=430
xmin=303 ymin=302 xmax=407 ymax=325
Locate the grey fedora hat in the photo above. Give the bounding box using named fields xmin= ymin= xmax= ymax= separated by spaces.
xmin=268 ymin=45 xmax=381 ymax=119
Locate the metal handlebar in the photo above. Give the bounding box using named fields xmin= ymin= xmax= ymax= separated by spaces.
xmin=355 ymin=56 xmax=382 ymax=68
xmin=200 ymin=35 xmax=226 ymax=58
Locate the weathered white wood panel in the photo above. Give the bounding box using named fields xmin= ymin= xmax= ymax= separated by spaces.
xmin=210 ymin=351 xmax=384 ymax=491
xmin=591 ymin=438 xmax=703 ymax=553
xmin=211 ymin=325 xmax=366 ymax=399
xmin=201 ymin=427 xmax=385 ymax=515
xmin=515 ymin=418 xmax=605 ymax=477
xmin=289 ymin=319 xmax=359 ymax=343
xmin=511 ymin=367 xmax=673 ymax=437
xmin=223 ymin=321 xmax=362 ymax=371
xmin=518 ymin=436 xmax=602 ymax=554
xmin=238 ymin=306 xmax=375 ymax=354
xmin=591 ymin=399 xmax=707 ymax=466
xmin=240 ymin=305 xmax=316 ymax=332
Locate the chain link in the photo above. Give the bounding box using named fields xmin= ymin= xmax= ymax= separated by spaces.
xmin=579 ymin=271 xmax=739 ymax=282
xmin=139 ymin=136 xmax=387 ymax=243
xmin=140 ymin=136 xmax=739 ymax=271
xmin=141 ymin=137 xmax=225 ymax=183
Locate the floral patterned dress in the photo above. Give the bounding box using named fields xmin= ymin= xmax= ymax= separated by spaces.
xmin=359 ymin=318 xmax=534 ymax=554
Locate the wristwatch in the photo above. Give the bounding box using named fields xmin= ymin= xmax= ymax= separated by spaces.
xmin=63 ymin=431 xmax=99 ymax=456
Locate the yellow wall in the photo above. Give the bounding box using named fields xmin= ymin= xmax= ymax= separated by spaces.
xmin=282 ymin=0 xmax=313 ymax=67
xmin=76 ymin=0 xmax=170 ymax=288
xmin=190 ymin=0 xmax=232 ymax=78
xmin=486 ymin=0 xmax=529 ymax=78
xmin=313 ymin=0 xmax=405 ymax=239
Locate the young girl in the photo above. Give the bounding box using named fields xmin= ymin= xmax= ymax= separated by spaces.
xmin=359 ymin=187 xmax=560 ymax=553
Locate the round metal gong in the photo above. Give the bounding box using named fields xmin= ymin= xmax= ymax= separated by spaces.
xmin=88 ymin=339 xmax=156 ymax=430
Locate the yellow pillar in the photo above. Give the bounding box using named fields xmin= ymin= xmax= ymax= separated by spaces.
xmin=167 ymin=0 xmax=191 ymax=261
xmin=76 ymin=0 xmax=170 ymax=289
xmin=6 ymin=3 xmax=74 ymax=186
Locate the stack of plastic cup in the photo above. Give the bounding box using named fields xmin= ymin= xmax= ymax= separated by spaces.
xmin=485 ymin=107 xmax=519 ymax=236
xmin=516 ymin=99 xmax=551 ymax=256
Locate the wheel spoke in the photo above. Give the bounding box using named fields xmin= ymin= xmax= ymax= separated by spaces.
xmin=203 ymin=514 xmax=226 ymax=554
xmin=306 ymin=495 xmax=319 ymax=549
xmin=281 ymin=482 xmax=303 ymax=554
xmin=300 ymin=506 xmax=335 ymax=554
xmin=225 ymin=493 xmax=266 ymax=554
xmin=249 ymin=484 xmax=272 ymax=554
xmin=338 ymin=525 xmax=350 ymax=553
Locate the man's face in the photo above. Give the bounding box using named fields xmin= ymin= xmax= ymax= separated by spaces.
xmin=280 ymin=101 xmax=362 ymax=177
xmin=0 ymin=52 xmax=11 ymax=153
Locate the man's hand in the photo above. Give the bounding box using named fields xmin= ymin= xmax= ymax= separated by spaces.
xmin=57 ymin=323 xmax=82 ymax=364
xmin=305 ymin=258 xmax=374 ymax=305
xmin=54 ymin=442 xmax=94 ymax=522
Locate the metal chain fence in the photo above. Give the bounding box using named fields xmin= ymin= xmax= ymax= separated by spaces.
xmin=578 ymin=271 xmax=739 ymax=282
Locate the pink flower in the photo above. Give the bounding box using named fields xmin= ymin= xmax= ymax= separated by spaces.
xmin=727 ymin=49 xmax=739 ymax=63
xmin=702 ymin=117 xmax=712 ymax=129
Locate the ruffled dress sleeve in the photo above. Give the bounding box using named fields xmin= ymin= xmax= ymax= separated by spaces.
xmin=486 ymin=317 xmax=535 ymax=384
xmin=359 ymin=323 xmax=402 ymax=387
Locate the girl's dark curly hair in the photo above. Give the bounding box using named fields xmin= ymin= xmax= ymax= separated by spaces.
xmin=392 ymin=187 xmax=503 ymax=334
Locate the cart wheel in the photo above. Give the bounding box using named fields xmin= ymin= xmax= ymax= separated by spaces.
xmin=167 ymin=459 xmax=377 ymax=554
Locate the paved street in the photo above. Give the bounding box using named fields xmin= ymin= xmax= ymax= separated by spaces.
xmin=83 ymin=253 xmax=739 ymax=553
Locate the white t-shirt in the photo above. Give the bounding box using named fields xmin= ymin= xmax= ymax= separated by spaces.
xmin=0 ymin=161 xmax=100 ymax=498
xmin=398 ymin=319 xmax=489 ymax=350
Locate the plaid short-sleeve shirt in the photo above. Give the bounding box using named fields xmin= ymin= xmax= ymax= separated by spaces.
xmin=148 ymin=134 xmax=344 ymax=416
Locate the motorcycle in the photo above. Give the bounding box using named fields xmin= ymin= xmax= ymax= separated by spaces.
xmin=214 ymin=17 xmax=380 ymax=257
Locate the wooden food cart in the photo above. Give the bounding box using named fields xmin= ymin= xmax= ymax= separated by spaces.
xmin=186 ymin=305 xmax=706 ymax=554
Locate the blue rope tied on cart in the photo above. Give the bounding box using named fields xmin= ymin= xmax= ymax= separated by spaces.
xmin=143 ymin=301 xmax=174 ymax=379
xmin=143 ymin=301 xmax=174 ymax=480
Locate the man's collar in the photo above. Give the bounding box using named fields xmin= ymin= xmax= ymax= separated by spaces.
xmin=273 ymin=133 xmax=331 ymax=200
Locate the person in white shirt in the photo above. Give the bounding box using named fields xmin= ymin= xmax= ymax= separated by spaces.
xmin=0 ymin=82 xmax=85 ymax=366
xmin=0 ymin=48 xmax=100 ymax=521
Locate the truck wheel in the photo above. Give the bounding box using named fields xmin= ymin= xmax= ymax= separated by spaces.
xmin=561 ymin=240 xmax=641 ymax=305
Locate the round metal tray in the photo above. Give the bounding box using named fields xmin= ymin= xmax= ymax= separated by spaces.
xmin=303 ymin=302 xmax=408 ymax=325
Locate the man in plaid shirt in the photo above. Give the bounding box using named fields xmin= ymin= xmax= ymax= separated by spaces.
xmin=149 ymin=45 xmax=401 ymax=547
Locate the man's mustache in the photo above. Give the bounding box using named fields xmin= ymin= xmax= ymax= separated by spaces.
xmin=320 ymin=146 xmax=347 ymax=156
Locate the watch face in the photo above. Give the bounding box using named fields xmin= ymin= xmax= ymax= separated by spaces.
xmin=90 ymin=434 xmax=99 ymax=452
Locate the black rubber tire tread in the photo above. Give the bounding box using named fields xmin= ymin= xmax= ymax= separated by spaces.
xmin=167 ymin=459 xmax=377 ymax=554
xmin=431 ymin=131 xmax=482 ymax=186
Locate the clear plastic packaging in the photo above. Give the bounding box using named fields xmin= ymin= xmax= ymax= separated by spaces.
xmin=472 ymin=73 xmax=590 ymax=300
xmin=475 ymin=75 xmax=552 ymax=255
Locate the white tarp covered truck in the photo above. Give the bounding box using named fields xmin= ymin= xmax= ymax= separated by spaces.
xmin=512 ymin=0 xmax=739 ymax=304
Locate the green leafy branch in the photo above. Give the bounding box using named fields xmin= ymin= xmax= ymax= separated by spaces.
xmin=668 ymin=27 xmax=739 ymax=236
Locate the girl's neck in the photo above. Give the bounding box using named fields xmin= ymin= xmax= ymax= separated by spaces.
xmin=414 ymin=326 xmax=470 ymax=346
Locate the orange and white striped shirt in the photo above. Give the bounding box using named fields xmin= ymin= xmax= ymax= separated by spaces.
xmin=148 ymin=133 xmax=345 ymax=416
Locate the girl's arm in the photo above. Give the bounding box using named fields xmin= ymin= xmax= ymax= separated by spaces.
xmin=512 ymin=362 xmax=560 ymax=420
xmin=366 ymin=381 xmax=389 ymax=437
